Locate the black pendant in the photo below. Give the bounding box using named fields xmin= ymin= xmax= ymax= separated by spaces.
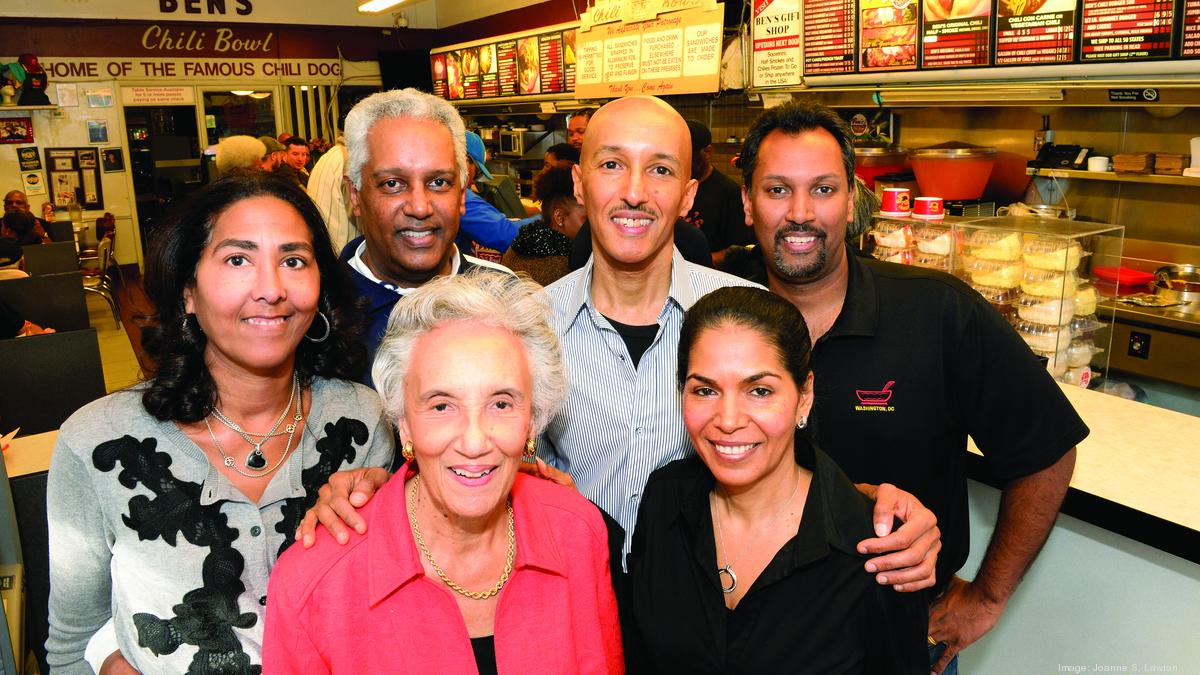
xmin=246 ymin=449 xmax=267 ymax=470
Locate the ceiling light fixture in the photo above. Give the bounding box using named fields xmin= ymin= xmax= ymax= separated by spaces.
xmin=880 ymin=87 xmax=1065 ymax=104
xmin=358 ymin=0 xmax=406 ymax=12
xmin=230 ymin=90 xmax=254 ymax=96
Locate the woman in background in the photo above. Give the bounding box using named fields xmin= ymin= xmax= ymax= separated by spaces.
xmin=501 ymin=167 xmax=586 ymax=286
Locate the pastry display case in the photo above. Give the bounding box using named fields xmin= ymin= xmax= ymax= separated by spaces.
xmin=869 ymin=214 xmax=1124 ymax=386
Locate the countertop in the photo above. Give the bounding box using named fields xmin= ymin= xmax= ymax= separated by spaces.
xmin=6 ymin=387 xmax=1199 ymax=558
xmin=1097 ymin=299 xmax=1200 ymax=334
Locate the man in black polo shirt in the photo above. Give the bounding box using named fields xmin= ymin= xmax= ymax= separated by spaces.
xmin=737 ymin=101 xmax=1086 ymax=674
xmin=684 ymin=119 xmax=754 ymax=268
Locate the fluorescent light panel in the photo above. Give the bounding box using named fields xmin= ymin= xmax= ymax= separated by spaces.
xmin=358 ymin=0 xmax=405 ymax=12
xmin=882 ymin=87 xmax=1065 ymax=103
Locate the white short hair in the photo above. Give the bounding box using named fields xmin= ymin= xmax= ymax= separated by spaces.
xmin=344 ymin=88 xmax=467 ymax=191
xmin=215 ymin=135 xmax=267 ymax=173
xmin=371 ymin=271 xmax=566 ymax=435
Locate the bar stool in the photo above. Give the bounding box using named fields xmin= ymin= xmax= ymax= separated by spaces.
xmin=81 ymin=236 xmax=120 ymax=328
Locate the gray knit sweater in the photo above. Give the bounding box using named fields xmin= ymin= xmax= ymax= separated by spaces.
xmin=46 ymin=377 xmax=394 ymax=674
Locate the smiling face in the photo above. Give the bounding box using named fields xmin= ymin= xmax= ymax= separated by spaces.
xmin=574 ymin=97 xmax=697 ymax=271
xmin=682 ymin=323 xmax=813 ymax=491
xmin=743 ymin=128 xmax=854 ymax=286
xmin=400 ymin=321 xmax=533 ymax=524
xmin=183 ymin=195 xmax=320 ymax=378
xmin=348 ymin=116 xmax=465 ymax=288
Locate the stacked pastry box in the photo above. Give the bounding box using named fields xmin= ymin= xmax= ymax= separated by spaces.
xmin=869 ymin=211 xmax=1124 ymax=387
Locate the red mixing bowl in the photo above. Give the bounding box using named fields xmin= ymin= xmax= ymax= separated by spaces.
xmin=909 ymin=143 xmax=997 ymax=201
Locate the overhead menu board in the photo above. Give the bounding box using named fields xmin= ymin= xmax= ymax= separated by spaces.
xmin=992 ymin=0 xmax=1078 ymax=64
xmin=1080 ymin=0 xmax=1174 ymax=60
xmin=431 ymin=23 xmax=577 ymax=102
xmin=575 ymin=0 xmax=725 ymax=98
xmin=804 ymin=0 xmax=856 ymax=74
xmin=859 ymin=0 xmax=919 ymax=71
xmin=922 ymin=0 xmax=992 ymax=67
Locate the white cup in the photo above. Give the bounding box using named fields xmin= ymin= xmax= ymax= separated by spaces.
xmin=1087 ymin=155 xmax=1110 ymax=172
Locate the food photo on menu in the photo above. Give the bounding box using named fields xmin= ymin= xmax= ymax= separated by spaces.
xmin=479 ymin=43 xmax=496 ymax=74
xmin=446 ymin=51 xmax=464 ymax=99
xmin=432 ymin=53 xmax=446 ymax=81
xmin=518 ymin=36 xmax=541 ymax=94
xmin=998 ymin=0 xmax=1064 ymax=17
xmin=925 ymin=0 xmax=991 ymax=21
xmin=861 ymin=0 xmax=918 ymax=69
xmin=461 ymin=47 xmax=480 ymax=78
xmin=564 ymin=29 xmax=577 ymax=66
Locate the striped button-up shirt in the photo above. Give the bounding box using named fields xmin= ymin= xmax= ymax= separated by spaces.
xmin=540 ymin=247 xmax=760 ymax=561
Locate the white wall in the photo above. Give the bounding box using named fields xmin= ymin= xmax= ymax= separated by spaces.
xmin=0 ymin=89 xmax=140 ymax=266
xmin=961 ymin=481 xmax=1200 ymax=673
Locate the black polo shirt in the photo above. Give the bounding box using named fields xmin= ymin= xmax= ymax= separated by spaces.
xmin=800 ymin=246 xmax=1088 ymax=587
xmin=625 ymin=435 xmax=929 ymax=674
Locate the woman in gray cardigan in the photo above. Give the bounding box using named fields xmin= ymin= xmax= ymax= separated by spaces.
xmin=45 ymin=172 xmax=393 ymax=674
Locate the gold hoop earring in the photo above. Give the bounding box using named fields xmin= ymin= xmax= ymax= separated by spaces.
xmin=523 ymin=438 xmax=536 ymax=461
xmin=402 ymin=441 xmax=414 ymax=461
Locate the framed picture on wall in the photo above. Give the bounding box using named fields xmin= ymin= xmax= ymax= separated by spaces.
xmin=44 ymin=146 xmax=105 ymax=209
xmin=86 ymin=120 xmax=109 ymax=144
xmin=17 ymin=146 xmax=41 ymax=170
xmin=0 ymin=117 xmax=34 ymax=144
xmin=78 ymin=149 xmax=98 ymax=169
xmin=102 ymin=147 xmax=125 ymax=172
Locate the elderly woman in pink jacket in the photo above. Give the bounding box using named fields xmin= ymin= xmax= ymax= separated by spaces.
xmin=263 ymin=272 xmax=623 ymax=674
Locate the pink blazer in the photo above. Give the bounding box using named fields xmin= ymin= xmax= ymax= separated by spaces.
xmin=263 ymin=467 xmax=624 ymax=674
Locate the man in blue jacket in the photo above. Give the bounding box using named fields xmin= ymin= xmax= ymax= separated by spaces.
xmin=339 ymin=89 xmax=510 ymax=374
xmin=456 ymin=131 xmax=539 ymax=261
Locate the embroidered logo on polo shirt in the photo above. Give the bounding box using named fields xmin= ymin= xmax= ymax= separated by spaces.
xmin=854 ymin=380 xmax=895 ymax=412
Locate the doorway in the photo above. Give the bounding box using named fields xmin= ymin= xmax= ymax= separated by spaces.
xmin=123 ymin=105 xmax=202 ymax=252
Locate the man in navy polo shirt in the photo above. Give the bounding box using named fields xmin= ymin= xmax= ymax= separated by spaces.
xmin=737 ymin=100 xmax=1087 ymax=674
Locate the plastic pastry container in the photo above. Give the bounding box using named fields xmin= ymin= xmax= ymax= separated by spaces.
xmin=1015 ymin=319 xmax=1072 ymax=353
xmin=1067 ymin=338 xmax=1103 ymax=368
xmin=1069 ymin=314 xmax=1105 ymax=337
xmin=1031 ymin=347 xmax=1070 ymax=377
xmin=912 ymin=251 xmax=950 ymax=271
xmin=971 ymin=284 xmax=1019 ymax=321
xmin=1023 ymin=236 xmax=1085 ymax=271
xmin=872 ymin=245 xmax=913 ymax=265
xmin=1016 ymin=293 xmax=1075 ymax=325
xmin=963 ymin=256 xmax=1024 ymax=288
xmin=915 ymin=224 xmax=955 ymax=256
xmin=1021 ymin=268 xmax=1078 ymax=297
xmin=966 ymin=229 xmax=1023 ymax=262
xmin=1074 ymin=283 xmax=1098 ymax=316
xmin=871 ymin=220 xmax=915 ymax=248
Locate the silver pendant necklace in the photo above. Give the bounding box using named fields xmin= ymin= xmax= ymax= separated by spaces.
xmin=712 ymin=473 xmax=803 ymax=594
xmin=210 ymin=373 xmax=299 ymax=469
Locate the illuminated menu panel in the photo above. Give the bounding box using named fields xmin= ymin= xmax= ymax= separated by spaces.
xmin=995 ymin=0 xmax=1077 ymax=64
xmin=1080 ymin=0 xmax=1174 ymax=60
xmin=496 ymin=41 xmax=518 ymax=97
xmin=564 ymin=29 xmax=578 ymax=91
xmin=859 ymin=0 xmax=919 ymax=71
xmin=922 ymin=0 xmax=992 ymax=68
xmin=804 ymin=0 xmax=856 ymax=74
xmin=430 ymin=54 xmax=447 ymax=98
xmin=479 ymin=44 xmax=499 ymax=98
xmin=539 ymin=33 xmax=565 ymax=93
xmin=1185 ymin=0 xmax=1200 ymax=56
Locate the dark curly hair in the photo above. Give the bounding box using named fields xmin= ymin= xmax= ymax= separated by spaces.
xmin=533 ymin=166 xmax=577 ymax=215
xmin=141 ymin=171 xmax=367 ymax=423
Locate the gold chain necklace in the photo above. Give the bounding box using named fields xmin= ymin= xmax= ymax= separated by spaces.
xmin=407 ymin=474 xmax=515 ymax=601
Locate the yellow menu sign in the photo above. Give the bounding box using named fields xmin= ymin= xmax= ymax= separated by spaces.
xmin=576 ymin=0 xmax=725 ymax=98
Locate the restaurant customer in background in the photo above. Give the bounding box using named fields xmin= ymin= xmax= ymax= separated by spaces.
xmin=213 ymin=135 xmax=267 ymax=177
xmin=626 ymin=287 xmax=927 ymax=673
xmin=737 ymin=100 xmax=1085 ymax=673
xmin=3 ymin=190 xmax=51 ymax=243
xmin=0 ymin=238 xmax=30 ymax=281
xmin=501 ymin=167 xmax=584 ymax=286
xmin=45 ymin=172 xmax=393 ymax=673
xmin=339 ymin=89 xmax=510 ymax=362
xmin=307 ymin=138 xmax=360 ymax=252
xmin=684 ymin=119 xmax=754 ymax=268
xmin=457 ymin=131 xmax=539 ymax=263
xmin=259 ymin=135 xmax=287 ymax=172
xmin=264 ymin=273 xmax=623 ymax=674
xmin=540 ymin=142 xmax=580 ymax=173
xmin=2 ymin=209 xmax=50 ymax=245
xmin=283 ymin=136 xmax=311 ymax=187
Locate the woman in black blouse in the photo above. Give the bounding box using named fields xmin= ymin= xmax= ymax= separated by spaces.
xmin=625 ymin=286 xmax=928 ymax=674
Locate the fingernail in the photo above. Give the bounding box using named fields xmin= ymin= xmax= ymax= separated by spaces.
xmin=865 ymin=562 xmax=877 ymax=573
xmin=878 ymin=574 xmax=888 ymax=584
xmin=875 ymin=522 xmax=888 ymax=537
